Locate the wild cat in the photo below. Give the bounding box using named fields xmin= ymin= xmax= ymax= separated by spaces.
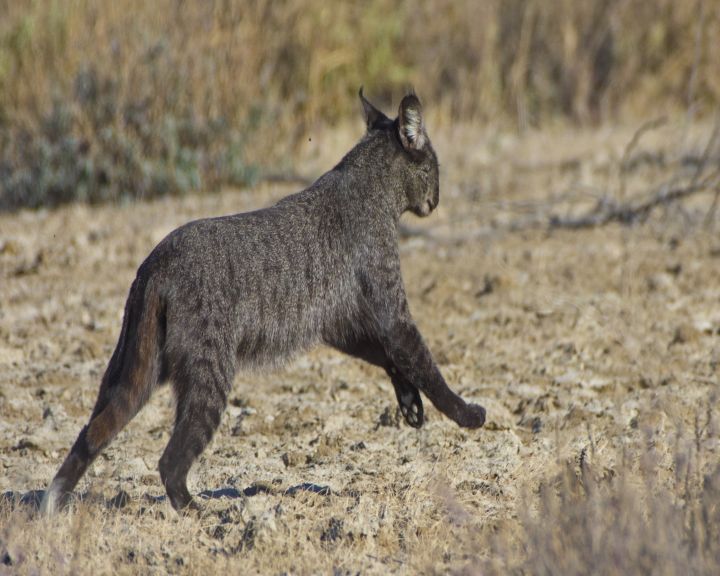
xmin=40 ymin=90 xmax=486 ymax=514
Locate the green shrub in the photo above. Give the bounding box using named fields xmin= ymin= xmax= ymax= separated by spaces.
xmin=0 ymin=64 xmax=258 ymax=210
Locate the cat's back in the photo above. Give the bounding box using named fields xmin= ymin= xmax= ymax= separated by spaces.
xmin=137 ymin=183 xmax=365 ymax=324
xmin=144 ymin=187 xmax=323 ymax=275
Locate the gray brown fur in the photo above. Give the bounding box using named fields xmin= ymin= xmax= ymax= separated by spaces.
xmin=40 ymin=90 xmax=486 ymax=514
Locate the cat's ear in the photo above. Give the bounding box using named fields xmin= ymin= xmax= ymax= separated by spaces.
xmin=359 ymin=87 xmax=389 ymax=130
xmin=398 ymin=93 xmax=426 ymax=150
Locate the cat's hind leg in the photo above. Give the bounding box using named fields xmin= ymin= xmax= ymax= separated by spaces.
xmin=159 ymin=360 xmax=233 ymax=511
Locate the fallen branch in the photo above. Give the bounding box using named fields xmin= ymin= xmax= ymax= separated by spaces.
xmin=548 ymin=115 xmax=720 ymax=230
xmin=549 ymin=172 xmax=720 ymax=229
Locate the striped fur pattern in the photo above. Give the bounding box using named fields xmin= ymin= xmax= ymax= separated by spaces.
xmin=40 ymin=90 xmax=486 ymax=514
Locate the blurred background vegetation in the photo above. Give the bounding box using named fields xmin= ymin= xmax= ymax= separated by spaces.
xmin=0 ymin=0 xmax=717 ymax=210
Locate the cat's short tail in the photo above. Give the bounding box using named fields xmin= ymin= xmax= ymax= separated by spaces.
xmin=40 ymin=276 xmax=165 ymax=515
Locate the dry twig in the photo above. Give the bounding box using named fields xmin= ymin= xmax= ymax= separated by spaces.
xmin=548 ymin=116 xmax=720 ymax=230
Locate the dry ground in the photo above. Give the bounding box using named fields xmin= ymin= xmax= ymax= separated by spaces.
xmin=1 ymin=121 xmax=719 ymax=574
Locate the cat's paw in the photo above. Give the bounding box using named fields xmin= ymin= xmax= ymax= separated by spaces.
xmin=459 ymin=403 xmax=486 ymax=429
xmin=400 ymin=396 xmax=424 ymax=428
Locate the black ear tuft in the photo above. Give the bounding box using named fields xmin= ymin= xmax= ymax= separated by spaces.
xmin=359 ymin=87 xmax=390 ymax=130
xmin=398 ymin=93 xmax=426 ymax=151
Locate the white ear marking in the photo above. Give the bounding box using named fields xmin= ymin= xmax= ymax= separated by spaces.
xmin=405 ymin=109 xmax=421 ymax=140
xmin=399 ymin=96 xmax=425 ymax=150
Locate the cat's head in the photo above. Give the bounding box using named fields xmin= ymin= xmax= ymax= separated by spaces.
xmin=359 ymin=89 xmax=440 ymax=217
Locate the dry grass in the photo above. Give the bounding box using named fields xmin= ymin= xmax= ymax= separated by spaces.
xmin=2 ymin=118 xmax=720 ymax=574
xmin=490 ymin=431 xmax=720 ymax=575
xmin=1 ymin=0 xmax=719 ymax=209
xmin=2 ymin=423 xmax=719 ymax=574
xmin=2 ymin=0 xmax=718 ymax=125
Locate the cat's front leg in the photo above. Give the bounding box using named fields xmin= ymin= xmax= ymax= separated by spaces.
xmin=381 ymin=319 xmax=485 ymax=429
xmin=328 ymin=337 xmax=425 ymax=428
xmin=386 ymin=366 xmax=424 ymax=428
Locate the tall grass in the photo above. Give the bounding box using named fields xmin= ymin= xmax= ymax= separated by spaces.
xmin=475 ymin=418 xmax=720 ymax=575
xmin=499 ymin=455 xmax=720 ymax=574
xmin=1 ymin=0 xmax=717 ymax=210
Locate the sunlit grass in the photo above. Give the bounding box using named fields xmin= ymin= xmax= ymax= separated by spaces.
xmin=1 ymin=0 xmax=717 ymax=210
